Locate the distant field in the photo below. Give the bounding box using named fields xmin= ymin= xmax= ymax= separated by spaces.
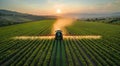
xmin=0 ymin=20 xmax=120 ymax=66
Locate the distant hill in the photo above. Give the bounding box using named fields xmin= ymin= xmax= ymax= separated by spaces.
xmin=0 ymin=9 xmax=56 ymax=26
xmin=0 ymin=10 xmax=26 ymax=15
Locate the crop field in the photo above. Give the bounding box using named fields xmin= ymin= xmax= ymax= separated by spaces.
xmin=0 ymin=19 xmax=120 ymax=66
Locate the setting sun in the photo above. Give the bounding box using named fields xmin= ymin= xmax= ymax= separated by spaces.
xmin=56 ymin=9 xmax=61 ymax=14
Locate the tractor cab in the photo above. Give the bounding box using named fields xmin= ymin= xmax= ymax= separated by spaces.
xmin=55 ymin=30 xmax=63 ymax=40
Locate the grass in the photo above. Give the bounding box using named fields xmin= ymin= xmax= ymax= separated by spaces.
xmin=0 ymin=20 xmax=120 ymax=66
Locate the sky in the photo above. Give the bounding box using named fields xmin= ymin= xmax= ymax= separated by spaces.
xmin=0 ymin=0 xmax=120 ymax=15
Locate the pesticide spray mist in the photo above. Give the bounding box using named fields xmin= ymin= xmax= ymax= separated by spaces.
xmin=51 ymin=18 xmax=75 ymax=34
xmin=12 ymin=18 xmax=102 ymax=40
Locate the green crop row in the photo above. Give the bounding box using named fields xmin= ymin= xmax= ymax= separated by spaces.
xmin=0 ymin=20 xmax=120 ymax=66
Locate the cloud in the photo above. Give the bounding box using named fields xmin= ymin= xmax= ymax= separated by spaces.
xmin=97 ymin=0 xmax=120 ymax=12
xmin=77 ymin=0 xmax=120 ymax=13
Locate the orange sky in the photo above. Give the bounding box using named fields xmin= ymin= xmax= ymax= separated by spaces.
xmin=0 ymin=0 xmax=120 ymax=16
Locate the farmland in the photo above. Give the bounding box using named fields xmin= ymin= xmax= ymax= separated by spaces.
xmin=0 ymin=19 xmax=120 ymax=66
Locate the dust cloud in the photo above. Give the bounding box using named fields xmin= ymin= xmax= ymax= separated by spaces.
xmin=51 ymin=18 xmax=75 ymax=34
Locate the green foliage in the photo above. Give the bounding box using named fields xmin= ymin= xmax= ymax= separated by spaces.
xmin=0 ymin=20 xmax=120 ymax=66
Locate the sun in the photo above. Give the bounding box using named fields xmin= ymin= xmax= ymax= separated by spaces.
xmin=56 ymin=9 xmax=61 ymax=14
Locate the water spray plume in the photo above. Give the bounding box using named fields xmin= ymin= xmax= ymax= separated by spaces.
xmin=52 ymin=18 xmax=75 ymax=34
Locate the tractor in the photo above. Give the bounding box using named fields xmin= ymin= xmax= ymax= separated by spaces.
xmin=55 ymin=30 xmax=63 ymax=40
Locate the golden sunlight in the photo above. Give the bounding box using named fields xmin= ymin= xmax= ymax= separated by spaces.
xmin=56 ymin=8 xmax=61 ymax=14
